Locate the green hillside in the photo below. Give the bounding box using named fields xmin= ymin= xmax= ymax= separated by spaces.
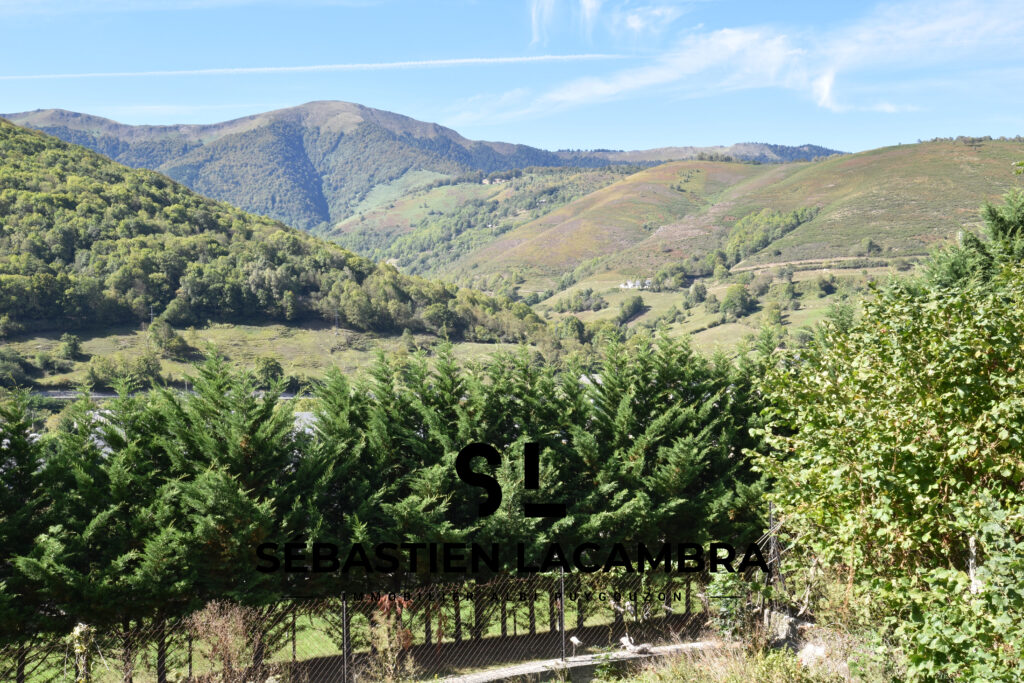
xmin=4 ymin=103 xmax=843 ymax=232
xmin=448 ymin=161 xmax=759 ymax=281
xmin=440 ymin=138 xmax=1023 ymax=290
xmin=326 ymin=165 xmax=640 ymax=282
xmin=3 ymin=103 xmax=614 ymax=230
xmin=0 ymin=120 xmax=547 ymax=346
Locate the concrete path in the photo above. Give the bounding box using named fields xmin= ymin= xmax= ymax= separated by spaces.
xmin=438 ymin=641 xmax=728 ymax=683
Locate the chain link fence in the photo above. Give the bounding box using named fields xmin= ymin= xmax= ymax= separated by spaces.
xmin=0 ymin=569 xmax=746 ymax=682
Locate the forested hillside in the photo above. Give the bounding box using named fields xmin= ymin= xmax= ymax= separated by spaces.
xmin=3 ymin=103 xmax=614 ymax=230
xmin=0 ymin=120 xmax=545 ymax=343
xmin=328 ymin=166 xmax=643 ymax=279
xmin=4 ymin=103 xmax=843 ymax=232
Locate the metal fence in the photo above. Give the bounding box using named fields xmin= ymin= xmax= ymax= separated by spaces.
xmin=0 ymin=571 xmax=732 ymax=683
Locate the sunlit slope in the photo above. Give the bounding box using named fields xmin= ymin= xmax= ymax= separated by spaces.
xmin=448 ymin=139 xmax=1024 ymax=282
xmin=328 ymin=176 xmax=498 ymax=242
xmin=451 ymin=162 xmax=769 ymax=275
xmin=324 ymin=167 xmax=631 ymax=274
xmin=728 ymin=139 xmax=1024 ymax=267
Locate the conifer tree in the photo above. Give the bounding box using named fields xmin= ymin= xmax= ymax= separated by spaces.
xmin=572 ymin=335 xmax=763 ymax=548
xmin=16 ymin=392 xmax=117 ymax=628
xmin=303 ymin=367 xmax=379 ymax=593
xmin=362 ymin=351 xmax=453 ymax=547
xmin=0 ymin=391 xmax=47 ymax=643
xmin=153 ymin=354 xmax=304 ymax=604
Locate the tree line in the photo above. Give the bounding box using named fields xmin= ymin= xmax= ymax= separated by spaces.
xmin=0 ymin=120 xmax=547 ymax=343
xmin=0 ymin=334 xmax=766 ymax=641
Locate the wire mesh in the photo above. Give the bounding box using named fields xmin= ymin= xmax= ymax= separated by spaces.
xmin=0 ymin=572 xmax=714 ymax=682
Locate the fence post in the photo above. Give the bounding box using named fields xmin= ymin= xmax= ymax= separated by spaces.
xmin=342 ymin=593 xmax=350 ymax=683
xmin=154 ymin=619 xmax=167 ymax=683
xmin=424 ymin=600 xmax=432 ymax=645
xmin=16 ymin=639 xmax=27 ymax=683
xmin=72 ymin=623 xmax=93 ymax=683
xmin=121 ymin=617 xmax=134 ymax=683
xmin=453 ymin=591 xmax=462 ymax=643
xmin=559 ymin=568 xmax=566 ymax=661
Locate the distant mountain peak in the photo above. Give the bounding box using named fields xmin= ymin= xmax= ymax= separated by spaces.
xmin=2 ymin=102 xmax=843 ymax=230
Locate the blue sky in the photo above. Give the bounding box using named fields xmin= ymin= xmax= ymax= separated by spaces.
xmin=2 ymin=0 xmax=1023 ymax=152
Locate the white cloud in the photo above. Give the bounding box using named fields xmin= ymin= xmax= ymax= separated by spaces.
xmin=534 ymin=27 xmax=800 ymax=108
xmin=812 ymin=70 xmax=838 ymax=111
xmin=824 ymin=0 xmax=1024 ymax=69
xmin=616 ymin=5 xmax=684 ymax=35
xmin=0 ymin=54 xmax=625 ymax=81
xmin=579 ymin=0 xmax=602 ymax=37
xmin=462 ymin=0 xmax=1024 ymax=124
xmin=869 ymin=102 xmax=921 ymax=113
xmin=531 ymin=0 xmax=557 ymax=44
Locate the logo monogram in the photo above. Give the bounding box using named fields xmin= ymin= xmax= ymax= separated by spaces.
xmin=455 ymin=442 xmax=567 ymax=519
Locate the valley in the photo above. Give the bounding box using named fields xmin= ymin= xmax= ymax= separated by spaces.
xmin=2 ymin=103 xmax=1022 ymax=391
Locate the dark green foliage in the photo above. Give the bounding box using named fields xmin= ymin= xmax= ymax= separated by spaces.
xmin=153 ymin=355 xmax=308 ymax=603
xmin=0 ymin=391 xmax=46 ymax=637
xmin=724 ymin=207 xmax=818 ymax=265
xmin=856 ymin=237 xmax=882 ymax=256
xmin=148 ymin=320 xmax=192 ymax=360
xmin=0 ymin=349 xmax=31 ymax=388
xmin=0 ymin=314 xmax=21 ymax=338
xmin=553 ymin=287 xmax=607 ymax=313
xmin=719 ymin=284 xmax=756 ymax=318
xmin=689 ymin=281 xmax=707 ymax=304
xmin=981 ymin=188 xmax=1024 ymax=243
xmin=923 ymin=190 xmax=1024 ymax=288
xmin=56 ymin=333 xmax=82 ymax=360
xmin=615 ymin=295 xmax=645 ymax=325
xmin=555 ymin=315 xmax=587 ymax=343
xmin=0 ymin=121 xmax=547 ymax=343
xmin=253 ymin=356 xmax=284 ymax=388
xmin=651 ymin=260 xmax=704 ymax=291
xmin=0 ymin=335 xmax=765 ymax=635
xmin=85 ymin=352 xmax=162 ymax=390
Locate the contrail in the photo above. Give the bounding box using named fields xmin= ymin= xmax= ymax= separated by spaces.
xmin=0 ymin=54 xmax=626 ymax=81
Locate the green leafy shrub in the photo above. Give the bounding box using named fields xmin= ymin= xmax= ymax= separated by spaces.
xmin=56 ymin=333 xmax=82 ymax=360
xmin=0 ymin=348 xmax=31 ymax=387
xmin=756 ymin=267 xmax=1024 ymax=680
xmin=719 ymin=285 xmax=756 ymax=318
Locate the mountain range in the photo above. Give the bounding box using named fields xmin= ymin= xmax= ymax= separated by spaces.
xmin=2 ymin=102 xmax=842 ymax=231
xmin=6 ymin=101 xmax=1019 ymax=308
xmin=0 ymin=118 xmax=545 ymax=345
